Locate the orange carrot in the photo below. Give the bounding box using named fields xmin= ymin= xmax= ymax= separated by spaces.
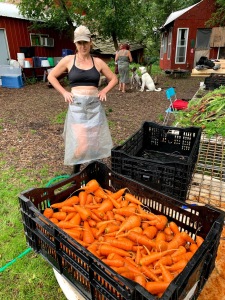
xmin=52 ymin=211 xmax=67 ymax=221
xmin=120 ymin=271 xmax=135 ymax=280
xmin=43 ymin=207 xmax=54 ymax=218
xmin=141 ymin=265 xmax=160 ymax=282
xmin=102 ymin=259 xmax=124 ymax=268
xmin=169 ymin=221 xmax=180 ymax=234
xmin=49 ymin=217 xmax=59 ymax=224
xmin=99 ymin=244 xmax=131 ymax=257
xmin=171 ymin=246 xmax=186 ymax=258
xmin=107 ymin=194 xmax=121 ymax=209
xmin=145 ymin=281 xmax=169 ymax=295
xmin=155 ymin=215 xmax=168 ymax=230
xmin=61 ymin=206 xmax=76 ymax=213
xmin=105 ymin=237 xmax=134 ymax=251
xmin=51 ymin=196 xmax=79 ymax=209
xmin=196 ymin=235 xmax=204 ymax=247
xmin=116 ymin=215 xmax=142 ymax=235
xmin=140 ymin=249 xmax=175 ymax=266
xmin=180 ymin=231 xmax=195 ymax=244
xmin=172 ymin=251 xmax=194 ymax=263
xmin=83 ymin=221 xmax=95 ymax=244
xmin=135 ymin=246 xmax=142 ymax=265
xmin=65 ymin=212 xmax=76 ymax=221
xmin=69 ymin=212 xmax=81 ymax=225
xmin=127 ymin=231 xmax=156 ymax=249
xmin=79 ymin=190 xmax=88 ymax=206
xmin=94 ymin=187 xmax=108 ymax=199
xmin=114 ymin=214 xmax=126 ymax=222
xmin=189 ymin=243 xmax=198 ymax=253
xmin=96 ymin=223 xmax=108 ymax=238
xmin=105 ymin=224 xmax=120 ymax=234
xmin=121 ymin=200 xmax=129 ymax=207
xmin=63 ymin=229 xmax=83 ymax=240
xmin=159 ymin=263 xmax=174 ymax=283
xmin=154 ymin=255 xmax=173 ymax=268
xmin=73 ymin=205 xmax=91 ymax=220
xmin=111 ymin=188 xmax=127 ymax=200
xmin=167 ymin=259 xmax=188 ymax=272
xmin=106 ymin=210 xmax=115 ymax=220
xmin=143 ymin=226 xmax=158 ymax=239
xmin=124 ymin=193 xmax=142 ymax=205
xmin=134 ymin=274 xmax=146 ymax=288
xmin=86 ymin=193 xmax=94 ymax=204
xmin=57 ymin=221 xmax=81 ymax=229
xmin=81 ymin=179 xmax=100 ymax=193
xmin=98 ymin=199 xmax=114 ymax=212
xmin=113 ymin=206 xmax=136 ymax=217
xmin=88 ymin=219 xmax=97 ymax=227
xmin=167 ymin=233 xmax=186 ymax=250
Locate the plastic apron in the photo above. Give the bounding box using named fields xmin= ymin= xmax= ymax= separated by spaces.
xmin=63 ymin=92 xmax=113 ymax=165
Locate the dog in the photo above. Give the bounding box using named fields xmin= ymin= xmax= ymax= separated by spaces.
xmin=139 ymin=66 xmax=162 ymax=92
xmin=130 ymin=67 xmax=142 ymax=90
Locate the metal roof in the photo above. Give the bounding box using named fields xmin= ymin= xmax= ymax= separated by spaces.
xmin=0 ymin=2 xmax=28 ymax=20
xmin=162 ymin=1 xmax=202 ymax=28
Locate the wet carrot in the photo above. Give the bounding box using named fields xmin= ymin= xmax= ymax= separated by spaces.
xmin=169 ymin=221 xmax=180 ymax=234
xmin=79 ymin=190 xmax=88 ymax=206
xmin=124 ymin=193 xmax=142 ymax=205
xmin=99 ymin=244 xmax=131 ymax=257
xmin=52 ymin=211 xmax=67 ymax=221
xmin=65 ymin=212 xmax=76 ymax=221
xmin=141 ymin=265 xmax=160 ymax=282
xmin=134 ymin=274 xmax=146 ymax=288
xmin=145 ymin=281 xmax=169 ymax=295
xmin=143 ymin=226 xmax=158 ymax=239
xmin=73 ymin=205 xmax=91 ymax=221
xmin=159 ymin=263 xmax=174 ymax=283
xmin=98 ymin=199 xmax=114 ymax=212
xmin=116 ymin=215 xmax=142 ymax=235
xmin=83 ymin=221 xmax=95 ymax=244
xmin=196 ymin=235 xmax=204 ymax=247
xmin=51 ymin=196 xmax=79 ymax=208
xmin=43 ymin=207 xmax=54 ymax=218
xmin=69 ymin=212 xmax=81 ymax=225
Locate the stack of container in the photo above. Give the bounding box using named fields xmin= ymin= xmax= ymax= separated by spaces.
xmin=0 ymin=65 xmax=23 ymax=88
xmin=17 ymin=53 xmax=25 ymax=67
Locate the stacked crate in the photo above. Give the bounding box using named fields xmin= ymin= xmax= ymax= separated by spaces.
xmin=111 ymin=122 xmax=202 ymax=202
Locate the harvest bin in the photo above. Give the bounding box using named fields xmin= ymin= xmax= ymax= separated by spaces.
xmin=18 ymin=161 xmax=224 ymax=300
xmin=111 ymin=122 xmax=202 ymax=202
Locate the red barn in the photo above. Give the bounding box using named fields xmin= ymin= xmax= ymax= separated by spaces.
xmin=0 ymin=2 xmax=75 ymax=65
xmin=159 ymin=0 xmax=225 ymax=72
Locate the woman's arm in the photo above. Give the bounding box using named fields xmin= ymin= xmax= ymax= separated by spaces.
xmin=95 ymin=58 xmax=118 ymax=101
xmin=47 ymin=56 xmax=73 ymax=103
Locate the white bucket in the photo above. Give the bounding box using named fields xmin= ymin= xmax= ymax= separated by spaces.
xmin=24 ymin=60 xmax=31 ymax=68
xmin=41 ymin=60 xmax=50 ymax=67
xmin=17 ymin=53 xmax=25 ymax=59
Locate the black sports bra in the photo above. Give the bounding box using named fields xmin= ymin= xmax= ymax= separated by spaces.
xmin=68 ymin=56 xmax=100 ymax=88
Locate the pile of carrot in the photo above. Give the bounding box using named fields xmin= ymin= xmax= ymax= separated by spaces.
xmin=43 ymin=179 xmax=204 ymax=297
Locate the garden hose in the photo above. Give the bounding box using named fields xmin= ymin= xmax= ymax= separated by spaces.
xmin=0 ymin=174 xmax=71 ymax=272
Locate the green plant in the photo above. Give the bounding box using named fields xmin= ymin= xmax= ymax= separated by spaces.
xmin=25 ymin=77 xmax=37 ymax=85
xmin=51 ymin=111 xmax=67 ymax=124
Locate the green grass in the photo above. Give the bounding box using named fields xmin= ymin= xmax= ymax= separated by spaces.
xmin=0 ymin=159 xmax=67 ymax=300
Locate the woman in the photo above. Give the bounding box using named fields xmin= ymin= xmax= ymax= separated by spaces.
xmin=48 ymin=25 xmax=118 ymax=173
xmin=115 ymin=43 xmax=133 ymax=93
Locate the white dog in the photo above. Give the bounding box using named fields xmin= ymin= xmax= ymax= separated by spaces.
xmin=139 ymin=66 xmax=161 ymax=92
xmin=130 ymin=67 xmax=142 ymax=90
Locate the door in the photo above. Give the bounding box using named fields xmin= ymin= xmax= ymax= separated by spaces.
xmin=0 ymin=29 xmax=10 ymax=65
xmin=194 ymin=29 xmax=211 ymax=67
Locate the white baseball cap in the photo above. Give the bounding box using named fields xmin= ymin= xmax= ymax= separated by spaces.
xmin=74 ymin=25 xmax=91 ymax=43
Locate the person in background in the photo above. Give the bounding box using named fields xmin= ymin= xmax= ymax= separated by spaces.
xmin=48 ymin=25 xmax=118 ymax=173
xmin=115 ymin=43 xmax=133 ymax=93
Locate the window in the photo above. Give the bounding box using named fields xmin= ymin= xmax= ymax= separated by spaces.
xmin=30 ymin=34 xmax=54 ymax=47
xmin=175 ymin=28 xmax=188 ymax=64
xmin=167 ymin=29 xmax=172 ymax=60
xmin=160 ymin=35 xmax=164 ymax=59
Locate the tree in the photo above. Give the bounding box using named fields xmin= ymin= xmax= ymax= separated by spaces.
xmin=206 ymin=0 xmax=225 ymax=27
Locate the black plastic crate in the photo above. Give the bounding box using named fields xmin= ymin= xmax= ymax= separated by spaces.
xmin=18 ymin=161 xmax=224 ymax=300
xmin=204 ymin=75 xmax=225 ymax=90
xmin=111 ymin=122 xmax=202 ymax=202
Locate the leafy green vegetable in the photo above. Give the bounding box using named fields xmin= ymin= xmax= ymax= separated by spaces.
xmin=173 ymin=86 xmax=225 ymax=137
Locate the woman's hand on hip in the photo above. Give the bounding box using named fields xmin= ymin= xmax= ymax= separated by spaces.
xmin=63 ymin=91 xmax=74 ymax=104
xmin=98 ymin=90 xmax=107 ymax=101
